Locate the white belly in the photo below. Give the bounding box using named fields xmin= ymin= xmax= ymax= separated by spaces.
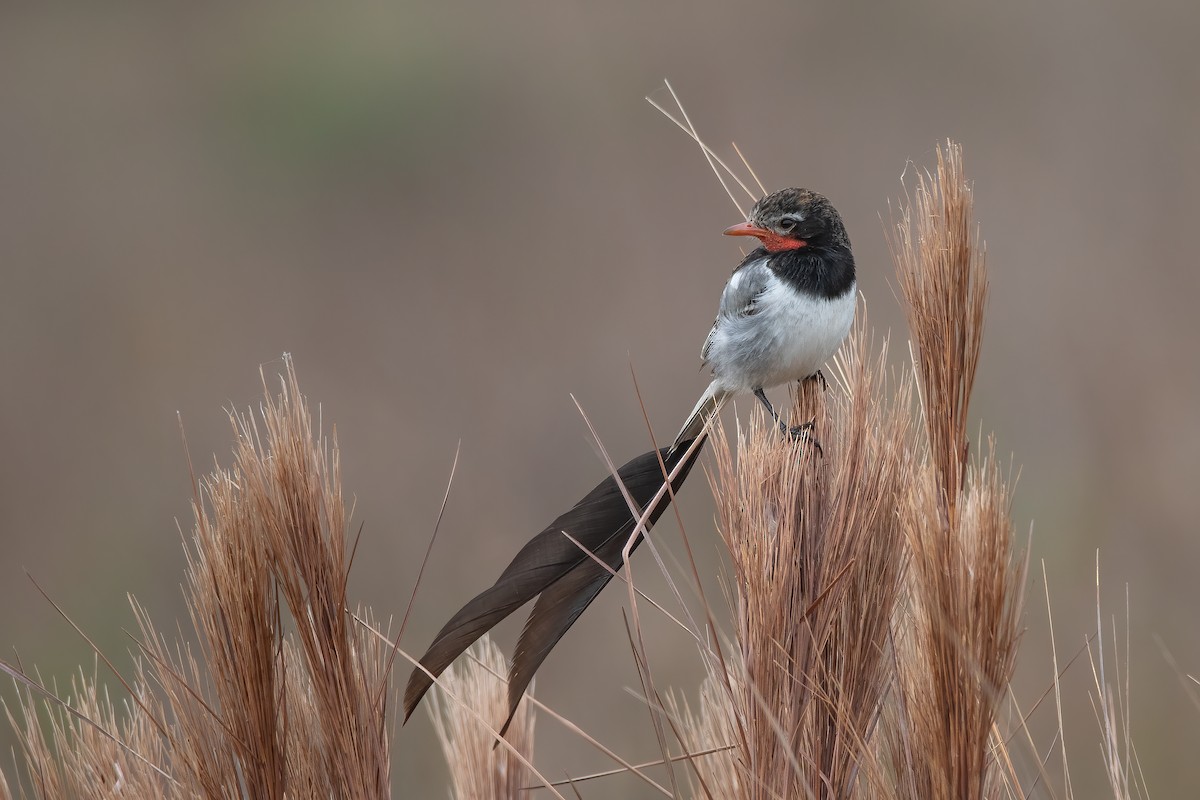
xmin=708 ymin=277 xmax=856 ymax=393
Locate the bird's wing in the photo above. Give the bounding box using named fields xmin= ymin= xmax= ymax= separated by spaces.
xmin=402 ymin=437 xmax=704 ymax=728
xmin=701 ymin=257 xmax=772 ymax=365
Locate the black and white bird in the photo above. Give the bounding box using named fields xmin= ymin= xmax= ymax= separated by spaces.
xmin=403 ymin=188 xmax=856 ymax=734
xmin=676 ymin=187 xmax=857 ymax=446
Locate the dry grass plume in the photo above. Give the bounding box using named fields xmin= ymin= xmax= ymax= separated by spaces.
xmin=2 ymin=357 xmax=391 ymax=798
xmin=426 ymin=636 xmax=535 ymax=800
xmin=882 ymin=143 xmax=1024 ymax=800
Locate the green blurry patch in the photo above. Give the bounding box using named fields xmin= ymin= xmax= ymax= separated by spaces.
xmin=215 ymin=14 xmax=478 ymax=182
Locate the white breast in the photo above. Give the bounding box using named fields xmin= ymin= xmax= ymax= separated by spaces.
xmin=707 ymin=275 xmax=856 ymax=394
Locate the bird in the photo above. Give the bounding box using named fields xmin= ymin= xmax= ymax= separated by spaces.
xmin=402 ymin=188 xmax=857 ymax=735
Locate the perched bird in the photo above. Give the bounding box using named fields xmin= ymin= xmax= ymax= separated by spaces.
xmin=403 ymin=188 xmax=856 ymax=734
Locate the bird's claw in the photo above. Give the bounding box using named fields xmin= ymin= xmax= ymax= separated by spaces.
xmin=779 ymin=418 xmax=823 ymax=456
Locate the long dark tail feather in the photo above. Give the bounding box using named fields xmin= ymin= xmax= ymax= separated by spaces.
xmin=402 ymin=435 xmax=705 ymax=723
xmin=497 ymin=434 xmax=705 ymax=736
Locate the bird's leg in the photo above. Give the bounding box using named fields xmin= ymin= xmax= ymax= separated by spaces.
xmin=753 ymin=387 xmax=785 ymax=432
xmin=804 ymin=369 xmax=828 ymax=391
xmin=753 ymin=387 xmax=823 ymax=453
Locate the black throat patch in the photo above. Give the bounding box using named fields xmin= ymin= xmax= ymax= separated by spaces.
xmin=753 ymin=246 xmax=856 ymax=300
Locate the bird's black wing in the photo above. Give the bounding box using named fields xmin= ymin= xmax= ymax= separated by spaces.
xmin=402 ymin=437 xmax=704 ymax=725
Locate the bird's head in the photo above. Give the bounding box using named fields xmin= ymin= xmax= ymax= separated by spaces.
xmin=724 ymin=188 xmax=850 ymax=255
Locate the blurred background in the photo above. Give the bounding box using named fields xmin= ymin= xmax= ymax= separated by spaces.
xmin=2 ymin=1 xmax=1197 ymax=796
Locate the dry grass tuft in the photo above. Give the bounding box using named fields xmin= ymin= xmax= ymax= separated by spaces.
xmin=885 ymin=447 xmax=1023 ymax=800
xmin=882 ymin=142 xmax=1024 ymax=800
xmin=889 ymin=143 xmax=988 ymax=512
xmin=3 ymin=662 xmax=173 ymax=797
xmin=427 ymin=636 xmax=535 ymax=800
xmin=2 ymin=355 xmax=391 ymax=798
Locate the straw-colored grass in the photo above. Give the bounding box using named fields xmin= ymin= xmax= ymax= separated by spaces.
xmin=880 ymin=143 xmax=1025 ymax=800
xmin=2 ymin=358 xmax=391 ymax=798
xmin=426 ymin=637 xmax=535 ymax=800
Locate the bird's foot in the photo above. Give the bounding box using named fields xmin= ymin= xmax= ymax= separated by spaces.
xmin=778 ymin=417 xmax=823 ymax=456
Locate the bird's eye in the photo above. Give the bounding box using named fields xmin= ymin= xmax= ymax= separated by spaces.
xmin=779 ymin=218 xmax=797 ymax=233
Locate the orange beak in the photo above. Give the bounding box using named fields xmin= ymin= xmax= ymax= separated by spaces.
xmin=723 ymin=222 xmax=770 ymax=239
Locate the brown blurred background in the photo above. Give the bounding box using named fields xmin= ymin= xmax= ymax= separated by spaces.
xmin=2 ymin=1 xmax=1197 ymax=796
